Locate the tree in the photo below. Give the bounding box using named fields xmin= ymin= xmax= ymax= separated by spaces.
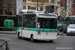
xmin=3 ymin=0 xmax=13 ymax=15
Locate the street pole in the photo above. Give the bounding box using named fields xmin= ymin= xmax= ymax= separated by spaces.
xmin=37 ymin=0 xmax=38 ymax=11
xmin=66 ymin=0 xmax=69 ymax=17
xmin=67 ymin=0 xmax=73 ymax=17
xmin=69 ymin=0 xmax=72 ymax=16
xmin=70 ymin=0 xmax=73 ymax=16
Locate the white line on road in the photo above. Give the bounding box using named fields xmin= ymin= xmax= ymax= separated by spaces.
xmin=58 ymin=35 xmax=60 ymax=38
xmin=9 ymin=42 xmax=26 ymax=44
xmin=0 ymin=37 xmax=12 ymax=41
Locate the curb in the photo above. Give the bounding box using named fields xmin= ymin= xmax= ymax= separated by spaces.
xmin=0 ymin=31 xmax=16 ymax=34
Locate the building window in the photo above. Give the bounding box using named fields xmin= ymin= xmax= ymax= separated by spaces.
xmin=23 ymin=0 xmax=26 ymax=2
xmin=51 ymin=0 xmax=55 ymax=4
xmin=28 ymin=0 xmax=31 ymax=1
xmin=32 ymin=0 xmax=49 ymax=2
xmin=40 ymin=7 xmax=43 ymax=11
xmin=57 ymin=0 xmax=60 ymax=4
xmin=55 ymin=7 xmax=58 ymax=14
xmin=28 ymin=6 xmax=30 ymax=9
xmin=23 ymin=6 xmax=26 ymax=9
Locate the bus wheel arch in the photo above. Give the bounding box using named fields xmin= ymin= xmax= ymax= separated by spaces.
xmin=30 ymin=34 xmax=34 ymax=42
xmin=17 ymin=32 xmax=21 ymax=39
xmin=48 ymin=40 xmax=53 ymax=43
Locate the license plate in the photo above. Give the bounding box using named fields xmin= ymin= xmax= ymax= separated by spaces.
xmin=8 ymin=23 xmax=10 ymax=25
xmin=46 ymin=32 xmax=48 ymax=35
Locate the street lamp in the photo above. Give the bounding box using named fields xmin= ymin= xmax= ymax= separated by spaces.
xmin=37 ymin=0 xmax=38 ymax=11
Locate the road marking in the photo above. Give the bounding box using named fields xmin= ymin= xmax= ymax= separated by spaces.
xmin=0 ymin=37 xmax=12 ymax=41
xmin=58 ymin=35 xmax=60 ymax=38
xmin=9 ymin=42 xmax=26 ymax=44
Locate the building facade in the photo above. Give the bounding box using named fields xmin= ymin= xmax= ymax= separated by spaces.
xmin=3 ymin=0 xmax=61 ymax=16
xmin=72 ymin=0 xmax=75 ymax=16
xmin=60 ymin=0 xmax=75 ymax=16
xmin=3 ymin=0 xmax=14 ymax=15
xmin=60 ymin=0 xmax=67 ymax=18
xmin=23 ymin=0 xmax=61 ymax=16
xmin=60 ymin=0 xmax=67 ymax=9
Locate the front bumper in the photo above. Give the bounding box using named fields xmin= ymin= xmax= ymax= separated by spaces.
xmin=35 ymin=37 xmax=57 ymax=40
xmin=67 ymin=32 xmax=75 ymax=36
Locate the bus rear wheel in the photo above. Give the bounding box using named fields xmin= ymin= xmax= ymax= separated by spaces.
xmin=30 ymin=35 xmax=34 ymax=42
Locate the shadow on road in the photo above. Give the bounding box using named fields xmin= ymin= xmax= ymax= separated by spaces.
xmin=20 ymin=38 xmax=55 ymax=43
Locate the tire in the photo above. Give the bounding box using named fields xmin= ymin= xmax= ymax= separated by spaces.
xmin=67 ymin=34 xmax=70 ymax=36
xmin=63 ymin=30 xmax=66 ymax=33
xmin=17 ymin=32 xmax=21 ymax=39
xmin=30 ymin=35 xmax=34 ymax=42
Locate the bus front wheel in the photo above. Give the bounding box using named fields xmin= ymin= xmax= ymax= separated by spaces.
xmin=17 ymin=32 xmax=21 ymax=39
xmin=30 ymin=35 xmax=34 ymax=42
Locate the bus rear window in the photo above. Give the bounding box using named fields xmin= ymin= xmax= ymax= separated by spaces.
xmin=38 ymin=18 xmax=57 ymax=29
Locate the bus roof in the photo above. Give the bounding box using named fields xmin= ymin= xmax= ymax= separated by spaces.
xmin=20 ymin=10 xmax=57 ymax=15
xmin=19 ymin=10 xmax=57 ymax=18
xmin=38 ymin=14 xmax=57 ymax=18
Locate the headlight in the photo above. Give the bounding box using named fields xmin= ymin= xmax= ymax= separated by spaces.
xmin=67 ymin=28 xmax=70 ymax=32
xmin=67 ymin=30 xmax=70 ymax=32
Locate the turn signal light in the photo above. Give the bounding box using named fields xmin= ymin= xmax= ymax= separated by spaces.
xmin=53 ymin=30 xmax=55 ymax=31
xmin=38 ymin=29 xmax=39 ymax=31
xmin=38 ymin=29 xmax=41 ymax=31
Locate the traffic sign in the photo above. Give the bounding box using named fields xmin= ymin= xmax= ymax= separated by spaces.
xmin=62 ymin=9 xmax=66 ymax=13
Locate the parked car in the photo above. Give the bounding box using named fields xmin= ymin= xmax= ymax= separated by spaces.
xmin=67 ymin=24 xmax=75 ymax=36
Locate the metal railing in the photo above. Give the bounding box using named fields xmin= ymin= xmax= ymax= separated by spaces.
xmin=0 ymin=39 xmax=9 ymax=50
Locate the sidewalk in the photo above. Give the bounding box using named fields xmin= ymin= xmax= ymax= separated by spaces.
xmin=0 ymin=31 xmax=16 ymax=34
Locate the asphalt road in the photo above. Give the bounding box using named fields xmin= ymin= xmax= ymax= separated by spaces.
xmin=0 ymin=33 xmax=75 ymax=50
